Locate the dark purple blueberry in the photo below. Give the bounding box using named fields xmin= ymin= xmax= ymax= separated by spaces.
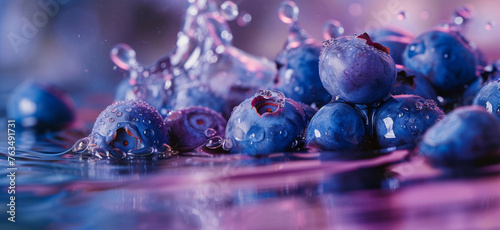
xmin=403 ymin=28 xmax=477 ymax=98
xmin=225 ymin=90 xmax=307 ymax=155
xmin=374 ymin=95 xmax=444 ymax=149
xmin=274 ymin=42 xmax=331 ymax=107
xmin=391 ymin=65 xmax=438 ymax=103
xmin=376 ymin=36 xmax=412 ymax=65
xmin=473 ymin=79 xmax=500 ymax=122
xmin=165 ymin=106 xmax=227 ymax=152
xmin=306 ymin=101 xmax=368 ymax=151
xmin=7 ymin=80 xmax=75 ymax=131
xmin=319 ymin=33 xmax=396 ymax=104
xmin=419 ymin=106 xmax=500 ymax=168
xmin=90 ymin=100 xmax=169 ymax=156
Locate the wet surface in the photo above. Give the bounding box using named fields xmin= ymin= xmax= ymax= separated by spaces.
xmin=1 ymin=126 xmax=500 ymax=230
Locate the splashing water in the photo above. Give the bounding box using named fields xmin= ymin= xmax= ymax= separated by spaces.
xmin=221 ymin=1 xmax=239 ymax=21
xmin=278 ymin=1 xmax=299 ymax=24
xmin=322 ymin=20 xmax=344 ymax=40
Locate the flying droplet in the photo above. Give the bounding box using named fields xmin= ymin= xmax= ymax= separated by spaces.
xmin=397 ymin=11 xmax=406 ymax=20
xmin=278 ymin=1 xmax=299 ymax=24
xmin=72 ymin=137 xmax=90 ymax=153
xmin=485 ymin=21 xmax=494 ymax=30
xmin=322 ymin=20 xmax=344 ymax=40
xmin=206 ymin=136 xmax=223 ymax=149
xmin=221 ymin=1 xmax=239 ymax=21
xmin=110 ymin=43 xmax=137 ymax=71
xmin=452 ymin=5 xmax=473 ymax=26
xmin=237 ymin=12 xmax=252 ymax=26
xmin=204 ymin=128 xmax=217 ymax=138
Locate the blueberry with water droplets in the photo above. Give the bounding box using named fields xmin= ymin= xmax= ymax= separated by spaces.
xmin=225 ymin=90 xmax=308 ymax=155
xmin=403 ymin=28 xmax=477 ymax=98
xmin=7 ymin=80 xmax=75 ymax=131
xmin=473 ymin=79 xmax=500 ymax=122
xmin=391 ymin=65 xmax=438 ymax=103
xmin=306 ymin=101 xmax=368 ymax=152
xmin=419 ymin=106 xmax=500 ymax=169
xmin=373 ymin=95 xmax=444 ymax=150
xmin=89 ymin=100 xmax=169 ymax=157
xmin=319 ymin=33 xmax=396 ymax=104
xmin=274 ymin=42 xmax=331 ymax=108
xmin=165 ymin=106 xmax=227 ymax=152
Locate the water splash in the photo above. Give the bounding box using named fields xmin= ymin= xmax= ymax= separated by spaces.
xmin=221 ymin=1 xmax=238 ymax=21
xmin=278 ymin=1 xmax=299 ymax=24
xmin=322 ymin=20 xmax=344 ymax=40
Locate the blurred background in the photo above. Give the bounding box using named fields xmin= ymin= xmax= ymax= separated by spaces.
xmin=1 ymin=0 xmax=499 ymax=117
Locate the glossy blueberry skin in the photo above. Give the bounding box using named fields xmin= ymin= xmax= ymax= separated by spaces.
xmin=419 ymin=106 xmax=500 ymax=168
xmin=403 ymin=29 xmax=477 ymax=97
xmin=319 ymin=34 xmax=397 ymax=104
xmin=473 ymin=79 xmax=500 ymax=122
xmin=90 ymin=100 xmax=169 ymax=154
xmin=165 ymin=106 xmax=227 ymax=152
xmin=7 ymin=80 xmax=75 ymax=131
xmin=274 ymin=43 xmax=331 ymax=107
xmin=374 ymin=95 xmax=444 ymax=149
xmin=376 ymin=36 xmax=412 ymax=65
xmin=391 ymin=65 xmax=439 ymax=103
xmin=306 ymin=101 xmax=368 ymax=152
xmin=225 ymin=90 xmax=307 ymax=155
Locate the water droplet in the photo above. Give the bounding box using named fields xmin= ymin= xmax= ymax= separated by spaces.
xmin=109 ymin=118 xmax=115 ymax=122
xmin=398 ymin=112 xmax=404 ymax=117
xmin=206 ymin=136 xmax=223 ymax=149
xmin=443 ymin=53 xmax=449 ymax=59
xmin=142 ymin=119 xmax=151 ymax=125
xmin=125 ymin=107 xmax=132 ymax=112
xmin=291 ymin=139 xmax=299 ymax=148
xmin=420 ymin=10 xmax=430 ymax=20
xmin=415 ymin=102 xmax=423 ymax=110
xmin=111 ymin=108 xmax=118 ymax=113
xmin=397 ymin=11 xmax=406 ymax=20
xmin=221 ymin=1 xmax=239 ymax=21
xmin=485 ymin=21 xmax=495 ymax=30
xmin=247 ymin=126 xmax=264 ymax=142
xmin=452 ymin=5 xmax=473 ymax=27
xmin=343 ymin=69 xmax=349 ymax=75
xmin=222 ymin=138 xmax=234 ymax=151
xmin=280 ymin=130 xmax=288 ymax=137
xmin=401 ymin=124 xmax=407 ymax=129
xmin=110 ymin=43 xmax=137 ymax=71
xmin=204 ymin=128 xmax=217 ymax=138
xmin=322 ymin=20 xmax=344 ymax=40
xmin=278 ymin=1 xmax=299 ymax=24
xmin=402 ymin=106 xmax=409 ymax=111
xmin=237 ymin=12 xmax=252 ymax=26
xmin=116 ymin=111 xmax=122 ymax=117
xmin=72 ymin=137 xmax=90 ymax=153
xmin=143 ymin=129 xmax=155 ymax=138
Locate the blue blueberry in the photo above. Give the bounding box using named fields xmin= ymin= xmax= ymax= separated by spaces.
xmin=165 ymin=106 xmax=227 ymax=152
xmin=319 ymin=33 xmax=396 ymax=104
xmin=7 ymin=80 xmax=75 ymax=131
xmin=391 ymin=65 xmax=438 ymax=103
xmin=274 ymin=42 xmax=331 ymax=107
xmin=376 ymin=36 xmax=412 ymax=65
xmin=473 ymin=79 xmax=500 ymax=122
xmin=305 ymin=101 xmax=368 ymax=151
xmin=374 ymin=95 xmax=444 ymax=149
xmin=89 ymin=100 xmax=170 ymax=157
xmin=419 ymin=106 xmax=500 ymax=168
xmin=225 ymin=90 xmax=308 ymax=155
xmin=403 ymin=28 xmax=477 ymax=98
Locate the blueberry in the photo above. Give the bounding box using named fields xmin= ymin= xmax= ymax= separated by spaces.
xmin=391 ymin=65 xmax=438 ymax=103
xmin=319 ymin=33 xmax=396 ymax=104
xmin=419 ymin=106 xmax=500 ymax=168
xmin=368 ymin=26 xmax=414 ymax=41
xmin=473 ymin=79 xmax=500 ymax=122
xmin=225 ymin=90 xmax=307 ymax=155
xmin=7 ymin=80 xmax=75 ymax=131
xmin=374 ymin=95 xmax=444 ymax=149
xmin=306 ymin=101 xmax=368 ymax=151
xmin=274 ymin=42 xmax=331 ymax=107
xmin=89 ymin=100 xmax=169 ymax=157
xmin=403 ymin=28 xmax=477 ymax=98
xmin=165 ymin=106 xmax=226 ymax=152
xmin=375 ymin=36 xmax=412 ymax=65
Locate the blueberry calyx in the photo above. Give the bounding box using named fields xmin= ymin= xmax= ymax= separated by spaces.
xmin=251 ymin=90 xmax=285 ymax=117
xmin=357 ymin=32 xmax=390 ymax=54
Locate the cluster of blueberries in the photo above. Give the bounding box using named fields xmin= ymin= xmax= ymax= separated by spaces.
xmin=7 ymin=1 xmax=500 ymax=170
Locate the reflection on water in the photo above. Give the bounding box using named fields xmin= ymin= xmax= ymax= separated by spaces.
xmin=1 ymin=129 xmax=500 ymax=230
